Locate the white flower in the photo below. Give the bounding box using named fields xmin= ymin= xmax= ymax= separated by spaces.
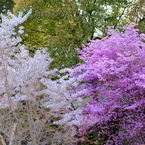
xmin=19 ymin=26 xmax=24 ymax=30
xmin=0 ymin=9 xmax=86 ymax=137
xmin=18 ymin=29 xmax=24 ymax=34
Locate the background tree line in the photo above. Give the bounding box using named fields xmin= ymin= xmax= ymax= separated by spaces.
xmin=1 ymin=0 xmax=145 ymax=68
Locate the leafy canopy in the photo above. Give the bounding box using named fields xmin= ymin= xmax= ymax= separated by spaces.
xmin=13 ymin=0 xmax=129 ymax=69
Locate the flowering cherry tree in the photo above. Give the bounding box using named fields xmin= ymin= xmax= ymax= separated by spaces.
xmin=0 ymin=10 xmax=85 ymax=144
xmin=78 ymin=24 xmax=145 ymax=144
xmin=1 ymin=8 xmax=145 ymax=145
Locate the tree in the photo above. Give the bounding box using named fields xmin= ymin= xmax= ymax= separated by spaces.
xmin=0 ymin=9 xmax=84 ymax=144
xmin=13 ymin=0 xmax=129 ymax=68
xmin=124 ymin=0 xmax=145 ymax=34
xmin=78 ymin=24 xmax=145 ymax=144
xmin=0 ymin=0 xmax=15 ymax=13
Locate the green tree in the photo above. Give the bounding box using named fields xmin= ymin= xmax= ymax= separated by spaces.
xmin=13 ymin=0 xmax=130 ymax=68
xmin=124 ymin=0 xmax=145 ymax=33
xmin=0 ymin=0 xmax=15 ymax=13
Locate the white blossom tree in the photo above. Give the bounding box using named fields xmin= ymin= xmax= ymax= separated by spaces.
xmin=0 ymin=9 xmax=85 ymax=144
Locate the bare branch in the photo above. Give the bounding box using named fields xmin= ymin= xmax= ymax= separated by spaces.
xmin=114 ymin=5 xmax=129 ymax=29
xmin=0 ymin=134 xmax=6 ymax=145
xmin=9 ymin=123 xmax=16 ymax=145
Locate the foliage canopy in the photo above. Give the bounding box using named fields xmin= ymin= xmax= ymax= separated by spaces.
xmin=13 ymin=0 xmax=130 ymax=68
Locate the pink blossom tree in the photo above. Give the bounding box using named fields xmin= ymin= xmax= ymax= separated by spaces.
xmin=78 ymin=24 xmax=145 ymax=144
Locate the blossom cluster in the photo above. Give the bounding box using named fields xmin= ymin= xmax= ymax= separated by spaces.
xmin=78 ymin=24 xmax=145 ymax=144
xmin=0 ymin=10 xmax=85 ymax=139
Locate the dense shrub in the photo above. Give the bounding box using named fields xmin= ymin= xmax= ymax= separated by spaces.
xmin=78 ymin=24 xmax=145 ymax=144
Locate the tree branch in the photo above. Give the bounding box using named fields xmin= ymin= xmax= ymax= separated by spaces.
xmin=114 ymin=5 xmax=129 ymax=29
xmin=0 ymin=134 xmax=6 ymax=145
xmin=138 ymin=16 xmax=145 ymax=23
xmin=9 ymin=123 xmax=16 ymax=145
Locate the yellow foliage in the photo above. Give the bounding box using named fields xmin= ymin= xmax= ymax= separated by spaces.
xmin=13 ymin=0 xmax=38 ymax=12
